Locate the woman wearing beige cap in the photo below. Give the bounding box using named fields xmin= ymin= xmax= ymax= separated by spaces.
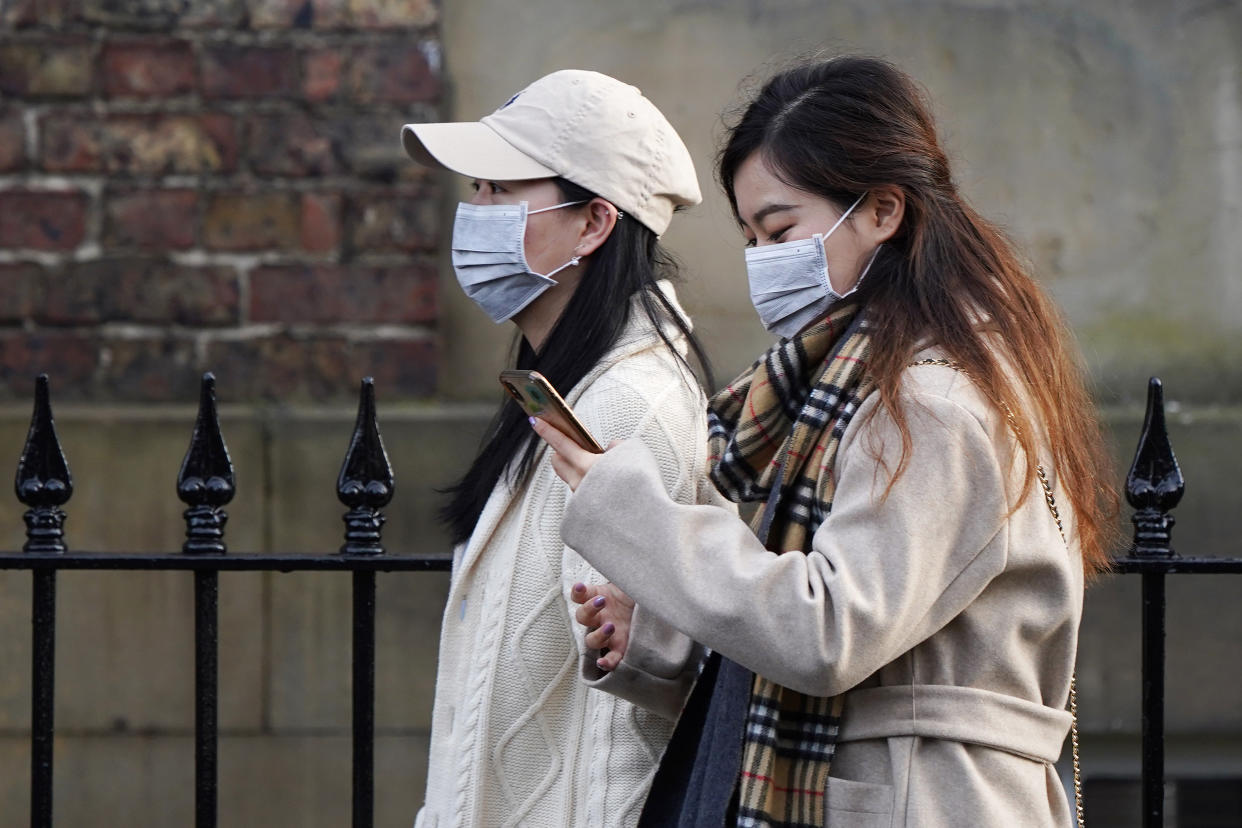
xmin=402 ymin=69 xmax=715 ymax=828
xmin=533 ymin=56 xmax=1118 ymax=827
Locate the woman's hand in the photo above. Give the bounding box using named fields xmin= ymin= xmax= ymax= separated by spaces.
xmin=571 ymin=581 xmax=635 ymax=671
xmin=528 ymin=416 xmax=606 ymax=491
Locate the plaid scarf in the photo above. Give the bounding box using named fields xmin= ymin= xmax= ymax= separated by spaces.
xmin=706 ymin=300 xmax=875 ymax=827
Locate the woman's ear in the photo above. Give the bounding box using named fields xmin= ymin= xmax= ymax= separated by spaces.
xmin=866 ymin=186 xmax=905 ymax=244
xmin=574 ymin=198 xmax=619 ymax=257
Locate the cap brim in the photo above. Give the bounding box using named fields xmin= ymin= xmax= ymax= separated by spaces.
xmin=401 ymin=122 xmax=557 ymax=181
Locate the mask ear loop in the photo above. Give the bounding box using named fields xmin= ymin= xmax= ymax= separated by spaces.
xmin=522 ymin=198 xmax=609 ymax=278
xmin=517 ymin=199 xmax=588 ymax=279
xmin=539 ymin=256 xmax=581 ymax=278
xmin=527 ymin=199 xmax=588 ymax=214
xmin=820 ymin=191 xmax=869 ymax=241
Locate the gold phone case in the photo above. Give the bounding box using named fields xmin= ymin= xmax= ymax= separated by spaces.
xmin=499 ymin=369 xmax=605 ymax=454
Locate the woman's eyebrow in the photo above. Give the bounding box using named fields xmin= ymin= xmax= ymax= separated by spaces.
xmin=750 ymin=203 xmax=797 ymax=225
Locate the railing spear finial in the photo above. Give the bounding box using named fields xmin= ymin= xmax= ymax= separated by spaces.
xmin=337 ymin=377 xmax=394 ymax=556
xmin=1126 ymin=377 xmax=1185 ymax=557
xmin=16 ymin=374 xmax=74 ymax=554
xmin=177 ymin=373 xmax=235 ymax=555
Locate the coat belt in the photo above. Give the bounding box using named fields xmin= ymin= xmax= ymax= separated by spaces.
xmin=838 ymin=684 xmax=1072 ymax=764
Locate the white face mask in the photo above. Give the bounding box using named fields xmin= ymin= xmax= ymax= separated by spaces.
xmin=450 ymin=200 xmax=585 ymax=323
xmin=744 ymin=192 xmax=879 ymax=338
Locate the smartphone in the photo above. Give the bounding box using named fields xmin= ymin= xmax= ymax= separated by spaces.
xmin=499 ymin=369 xmax=605 ymax=454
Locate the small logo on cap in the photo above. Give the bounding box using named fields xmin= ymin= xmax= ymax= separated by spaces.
xmin=499 ymin=92 xmax=521 ymax=110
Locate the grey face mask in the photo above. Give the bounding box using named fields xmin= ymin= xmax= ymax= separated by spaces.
xmin=450 ymin=200 xmax=585 ymax=323
xmin=744 ymin=192 xmax=878 ymax=338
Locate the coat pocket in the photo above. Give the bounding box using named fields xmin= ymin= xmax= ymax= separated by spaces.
xmin=825 ymin=776 xmax=893 ymax=828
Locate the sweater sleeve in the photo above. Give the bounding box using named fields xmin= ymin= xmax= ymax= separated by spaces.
xmin=561 ymin=386 xmax=1012 ymax=697
xmin=562 ymin=361 xmax=711 ymax=719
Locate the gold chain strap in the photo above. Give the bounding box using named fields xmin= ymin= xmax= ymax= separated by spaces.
xmin=909 ymin=359 xmax=1085 ymax=828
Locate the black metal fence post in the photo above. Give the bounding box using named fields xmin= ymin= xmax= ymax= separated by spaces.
xmin=337 ymin=378 xmax=394 ymax=828
xmin=16 ymin=374 xmax=73 ymax=828
xmin=1124 ymin=377 xmax=1185 ymax=828
xmin=178 ymin=373 xmax=235 ymax=828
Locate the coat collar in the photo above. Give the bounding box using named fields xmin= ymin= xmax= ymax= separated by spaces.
xmin=450 ymin=281 xmax=692 ymax=583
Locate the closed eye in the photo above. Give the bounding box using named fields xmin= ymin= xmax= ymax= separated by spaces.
xmin=744 ymin=227 xmax=790 ymax=248
xmin=469 ymin=180 xmax=506 ymax=194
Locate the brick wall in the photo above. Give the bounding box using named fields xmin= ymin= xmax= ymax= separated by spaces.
xmin=0 ymin=0 xmax=442 ymax=402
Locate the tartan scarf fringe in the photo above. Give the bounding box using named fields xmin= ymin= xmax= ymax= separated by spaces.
xmin=706 ymin=301 xmax=876 ymax=827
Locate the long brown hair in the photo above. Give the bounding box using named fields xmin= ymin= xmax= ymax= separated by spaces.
xmin=719 ymin=56 xmax=1119 ymax=575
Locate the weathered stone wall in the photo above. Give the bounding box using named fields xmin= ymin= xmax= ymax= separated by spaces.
xmin=432 ymin=2 xmax=1242 ymax=820
xmin=0 ymin=0 xmax=441 ymax=402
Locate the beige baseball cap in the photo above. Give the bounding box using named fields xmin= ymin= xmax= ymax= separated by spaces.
xmin=401 ymin=69 xmax=701 ymax=236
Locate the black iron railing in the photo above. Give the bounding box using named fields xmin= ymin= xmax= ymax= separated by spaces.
xmin=1 ymin=373 xmax=451 ymax=828
xmin=0 ymin=373 xmax=1239 ymax=828
xmin=1111 ymin=378 xmax=1242 ymax=828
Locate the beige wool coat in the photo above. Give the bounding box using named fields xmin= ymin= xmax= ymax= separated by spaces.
xmin=562 ymin=354 xmax=1081 ymax=827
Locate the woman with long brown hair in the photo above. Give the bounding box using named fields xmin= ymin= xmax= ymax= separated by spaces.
xmin=531 ymin=56 xmax=1118 ymax=827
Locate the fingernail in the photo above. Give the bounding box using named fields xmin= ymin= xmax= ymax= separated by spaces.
xmin=602 ymin=623 xmax=615 ymax=636
xmin=597 ymin=658 xmax=610 ymax=670
xmin=573 ymin=582 xmax=586 ymax=593
xmin=593 ymin=596 xmax=605 ymax=608
xmin=528 ymin=416 xmax=537 ymax=426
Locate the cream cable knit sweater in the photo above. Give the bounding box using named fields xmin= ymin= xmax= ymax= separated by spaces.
xmin=416 ymin=284 xmax=711 ymax=828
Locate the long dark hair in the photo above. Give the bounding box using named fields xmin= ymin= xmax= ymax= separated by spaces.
xmin=441 ymin=178 xmax=711 ymax=546
xmin=718 ymin=56 xmax=1119 ymax=575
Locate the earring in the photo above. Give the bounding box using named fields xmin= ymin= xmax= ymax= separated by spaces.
xmin=569 ymin=255 xmax=580 ymax=266
xmin=616 ymin=211 xmax=624 ymax=221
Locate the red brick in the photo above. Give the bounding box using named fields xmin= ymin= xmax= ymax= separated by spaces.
xmin=200 ymin=46 xmax=299 ymax=100
xmin=203 ymin=192 xmax=301 ymax=251
xmin=249 ymin=264 xmax=437 ymax=324
xmin=40 ymin=112 xmax=238 ymax=174
xmin=302 ymin=49 xmax=343 ymax=102
xmin=203 ymin=334 xmax=436 ymax=400
xmin=0 ymin=36 xmax=95 ymax=97
xmin=336 ymin=113 xmax=425 ymax=181
xmin=0 ymin=331 xmax=98 ymax=401
xmin=40 ymin=261 xmax=240 ymax=326
xmin=0 ymin=263 xmax=45 ymax=322
xmin=102 ymin=39 xmax=197 ymax=99
xmin=249 ymin=0 xmax=369 ymax=29
xmin=178 ymin=0 xmax=247 ymax=28
xmin=102 ymin=188 xmax=198 ymax=250
xmin=245 ymin=112 xmax=341 ymax=177
xmin=2 ymin=0 xmax=75 ymax=28
xmin=0 ymin=190 xmax=89 ymax=251
xmin=344 ymin=43 xmax=438 ymax=103
xmin=250 ymin=0 xmax=314 ymax=28
xmin=80 ymin=0 xmax=179 ymax=27
xmin=307 ymin=0 xmax=349 ymax=29
xmin=347 ymin=190 xmax=438 ymax=254
xmin=300 ymin=193 xmax=341 ymax=253
xmin=100 ymin=335 xmax=202 ymax=401
xmin=347 ymin=0 xmax=437 ymax=29
xmin=0 ymin=109 xmax=26 ymax=172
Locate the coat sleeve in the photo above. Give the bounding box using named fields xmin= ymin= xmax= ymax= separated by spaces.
xmin=562 ymin=364 xmax=711 ymax=719
xmin=562 ymin=387 xmax=1013 ymax=697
